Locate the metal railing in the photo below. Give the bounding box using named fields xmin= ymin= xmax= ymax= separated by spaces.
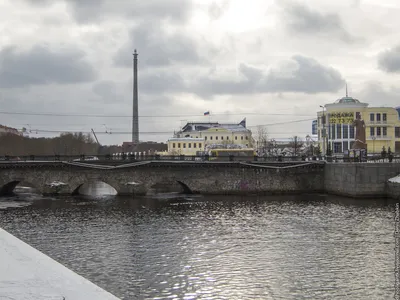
xmin=0 ymin=154 xmax=324 ymax=163
xmin=1 ymin=154 xmax=399 ymax=163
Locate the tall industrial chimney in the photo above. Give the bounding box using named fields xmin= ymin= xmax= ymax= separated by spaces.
xmin=132 ymin=49 xmax=139 ymax=143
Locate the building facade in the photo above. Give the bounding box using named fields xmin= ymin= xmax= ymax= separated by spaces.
xmin=317 ymin=96 xmax=400 ymax=154
xmin=174 ymin=118 xmax=253 ymax=148
xmin=167 ymin=138 xmax=205 ymax=155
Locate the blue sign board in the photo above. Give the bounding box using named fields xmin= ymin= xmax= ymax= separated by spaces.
xmin=312 ymin=120 xmax=317 ymax=135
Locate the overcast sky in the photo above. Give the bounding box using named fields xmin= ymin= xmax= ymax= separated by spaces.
xmin=1 ymin=0 xmax=400 ymax=145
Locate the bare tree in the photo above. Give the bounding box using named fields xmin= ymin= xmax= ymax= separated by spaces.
xmin=288 ymin=136 xmax=304 ymax=156
xmin=267 ymin=139 xmax=280 ymax=156
xmin=256 ymin=125 xmax=268 ymax=154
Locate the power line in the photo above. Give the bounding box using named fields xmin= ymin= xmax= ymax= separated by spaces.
xmin=0 ymin=111 xmax=315 ymax=118
xmin=22 ymin=118 xmax=315 ymax=135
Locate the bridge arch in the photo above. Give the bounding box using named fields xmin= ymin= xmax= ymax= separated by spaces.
xmin=147 ymin=177 xmax=194 ymax=195
xmin=70 ymin=180 xmax=119 ymax=196
xmin=0 ymin=180 xmax=42 ymax=196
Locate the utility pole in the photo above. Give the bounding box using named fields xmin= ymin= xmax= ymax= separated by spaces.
xmin=320 ymin=105 xmax=326 ymax=158
xmin=132 ymin=49 xmax=139 ymax=143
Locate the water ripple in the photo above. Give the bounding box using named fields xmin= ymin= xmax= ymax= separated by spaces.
xmin=0 ymin=194 xmax=396 ymax=299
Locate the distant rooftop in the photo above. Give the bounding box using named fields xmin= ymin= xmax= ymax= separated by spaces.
xmin=179 ymin=118 xmax=248 ymax=133
xmin=333 ymin=96 xmax=361 ymax=104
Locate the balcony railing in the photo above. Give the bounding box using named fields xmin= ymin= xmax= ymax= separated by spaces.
xmin=368 ymin=135 xmax=391 ymax=140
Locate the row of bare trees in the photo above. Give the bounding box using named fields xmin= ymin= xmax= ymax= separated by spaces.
xmin=255 ymin=126 xmax=321 ymax=157
xmin=0 ymin=132 xmax=103 ymax=156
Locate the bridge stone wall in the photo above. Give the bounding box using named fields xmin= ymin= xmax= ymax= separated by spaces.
xmin=0 ymin=162 xmax=324 ymax=196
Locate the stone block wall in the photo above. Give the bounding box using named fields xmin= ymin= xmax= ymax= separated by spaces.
xmin=324 ymin=163 xmax=400 ymax=198
xmin=387 ymin=182 xmax=400 ymax=200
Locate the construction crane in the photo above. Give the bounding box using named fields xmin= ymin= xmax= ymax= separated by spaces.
xmin=91 ymin=128 xmax=103 ymax=154
xmin=91 ymin=128 xmax=100 ymax=145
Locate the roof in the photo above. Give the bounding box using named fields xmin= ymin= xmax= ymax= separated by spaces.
xmin=180 ymin=118 xmax=248 ymax=133
xmin=334 ymin=96 xmax=361 ymax=104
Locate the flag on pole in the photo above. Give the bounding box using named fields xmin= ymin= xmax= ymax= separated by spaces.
xmin=204 ymin=111 xmax=210 ymax=116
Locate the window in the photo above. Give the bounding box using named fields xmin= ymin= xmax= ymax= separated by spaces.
xmin=331 ymin=124 xmax=336 ymax=140
xmin=194 ymin=143 xmax=197 ymax=148
xmin=235 ymin=136 xmax=238 ymax=140
xmin=336 ymin=124 xmax=341 ymax=139
xmin=215 ymin=136 xmax=218 ymax=140
xmin=370 ymin=127 xmax=375 ymax=136
xmin=383 ymin=113 xmax=387 ymax=122
xmin=205 ymin=136 xmax=207 ymax=141
xmin=370 ymin=113 xmax=374 ymax=121
xmin=396 ymin=127 xmax=400 ymax=138
xmin=377 ymin=113 xmax=381 ymax=121
xmin=183 ymin=143 xmax=186 ymax=148
xmin=196 ymin=136 xmax=198 ymax=138
xmin=188 ymin=143 xmax=191 ymax=148
xmin=349 ymin=126 xmax=354 ymax=139
xmin=178 ymin=143 xmax=181 ymax=148
xmin=221 ymin=136 xmax=224 ymax=140
xmin=199 ymin=143 xmax=202 ymax=148
xmin=245 ymin=136 xmax=248 ymax=140
xmin=210 ymin=136 xmax=213 ymax=140
xmin=343 ymin=125 xmax=349 ymax=139
xmin=226 ymin=136 xmax=229 ymax=140
xmin=333 ymin=142 xmax=342 ymax=153
xmin=173 ymin=143 xmax=176 ymax=148
xmin=383 ymin=127 xmax=387 ymax=136
xmin=241 ymin=136 xmax=244 ymax=140
xmin=377 ymin=127 xmax=381 ymax=136
xmin=318 ymin=130 xmax=321 ymax=141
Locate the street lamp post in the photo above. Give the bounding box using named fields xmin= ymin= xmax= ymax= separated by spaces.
xmin=320 ymin=105 xmax=326 ymax=158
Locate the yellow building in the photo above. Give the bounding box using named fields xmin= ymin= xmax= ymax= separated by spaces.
xmin=174 ymin=118 xmax=253 ymax=148
xmin=317 ymin=95 xmax=400 ymax=154
xmin=167 ymin=138 xmax=205 ymax=155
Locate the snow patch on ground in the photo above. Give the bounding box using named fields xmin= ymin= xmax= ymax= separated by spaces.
xmin=388 ymin=175 xmax=400 ymax=183
xmin=125 ymin=182 xmax=141 ymax=185
xmin=0 ymin=227 xmax=120 ymax=299
xmin=46 ymin=181 xmax=67 ymax=187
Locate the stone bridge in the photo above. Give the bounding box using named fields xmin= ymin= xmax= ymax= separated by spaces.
xmin=0 ymin=161 xmax=325 ymax=196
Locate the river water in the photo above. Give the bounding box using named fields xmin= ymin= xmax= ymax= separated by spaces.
xmin=0 ymin=183 xmax=397 ymax=299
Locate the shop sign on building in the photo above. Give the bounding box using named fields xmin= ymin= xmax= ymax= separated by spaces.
xmin=329 ymin=112 xmax=354 ymax=124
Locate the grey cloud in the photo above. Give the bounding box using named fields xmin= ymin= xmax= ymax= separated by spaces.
xmin=377 ymin=45 xmax=400 ymax=73
xmin=26 ymin=0 xmax=194 ymax=24
xmin=113 ymin=21 xmax=203 ymax=68
xmin=358 ymin=81 xmax=400 ymax=106
xmin=192 ymin=56 xmax=345 ymax=97
xmin=139 ymin=71 xmax=186 ymax=95
xmin=208 ymin=1 xmax=231 ymax=20
xmin=92 ymin=80 xmax=124 ymax=103
xmin=281 ymin=2 xmax=354 ymax=43
xmin=0 ymin=45 xmax=96 ymax=88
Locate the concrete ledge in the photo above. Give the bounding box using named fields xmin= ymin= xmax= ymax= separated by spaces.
xmin=0 ymin=228 xmax=120 ymax=300
xmin=388 ymin=182 xmax=400 ymax=200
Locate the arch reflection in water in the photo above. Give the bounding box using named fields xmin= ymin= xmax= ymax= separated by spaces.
xmin=0 ymin=180 xmax=39 ymax=196
xmin=74 ymin=181 xmax=117 ymax=196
